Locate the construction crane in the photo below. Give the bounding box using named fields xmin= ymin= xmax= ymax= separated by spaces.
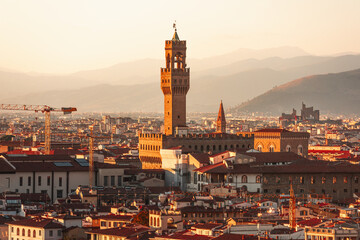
xmin=88 ymin=126 xmax=94 ymax=187
xmin=79 ymin=126 xmax=112 ymax=187
xmin=0 ymin=104 xmax=77 ymax=154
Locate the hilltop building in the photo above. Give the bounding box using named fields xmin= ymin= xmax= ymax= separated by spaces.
xmin=280 ymin=103 xmax=320 ymax=127
xmin=138 ymin=29 xmax=254 ymax=169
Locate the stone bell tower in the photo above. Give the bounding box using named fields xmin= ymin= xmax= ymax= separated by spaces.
xmin=161 ymin=26 xmax=190 ymax=136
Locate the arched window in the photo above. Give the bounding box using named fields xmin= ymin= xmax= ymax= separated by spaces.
xmin=333 ymin=177 xmax=337 ymax=184
xmin=224 ymin=145 xmax=228 ymax=150
xmin=230 ymin=145 xmax=233 ymax=149
xmin=206 ymin=145 xmax=210 ymax=151
xmin=28 ymin=229 xmax=31 ymax=237
xmin=219 ymin=145 xmax=222 ymax=151
xmin=322 ymin=177 xmax=326 ymax=184
xmin=269 ymin=145 xmax=275 ymax=152
xmin=150 ymin=216 xmax=153 ymax=226
xmin=213 ymin=145 xmax=216 ymax=151
xmin=200 ymin=145 xmax=204 ymax=151
xmin=157 ymin=218 xmax=160 ymax=227
xmin=228 ymin=175 xmax=233 ymax=183
xmin=33 ymin=230 xmax=36 ymax=238
xmin=257 ymin=145 xmax=263 ymax=152
xmin=194 ymin=145 xmax=198 ymax=151
xmin=22 ymin=228 xmax=25 ymax=236
xmin=256 ymin=175 xmax=262 ymax=183
xmin=241 ymin=175 xmax=248 ymax=183
xmin=286 ymin=145 xmax=291 ymax=152
xmin=17 ymin=228 xmax=19 ymax=235
xmin=298 ymin=145 xmax=303 ymax=155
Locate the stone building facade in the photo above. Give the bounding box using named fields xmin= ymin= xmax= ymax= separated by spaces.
xmin=192 ymin=152 xmax=360 ymax=201
xmin=139 ymin=133 xmax=254 ymax=169
xmin=238 ymin=129 xmax=309 ymax=157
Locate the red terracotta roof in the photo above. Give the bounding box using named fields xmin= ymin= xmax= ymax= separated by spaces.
xmin=7 ymin=218 xmax=64 ymax=229
xmin=159 ymin=230 xmax=214 ymax=240
xmin=194 ymin=162 xmax=226 ymax=173
xmin=86 ymin=226 xmax=149 ymax=237
xmin=191 ymin=223 xmax=222 ymax=230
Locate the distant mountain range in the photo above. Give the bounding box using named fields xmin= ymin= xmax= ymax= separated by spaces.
xmin=0 ymin=46 xmax=360 ymax=113
xmin=231 ymin=68 xmax=360 ymax=115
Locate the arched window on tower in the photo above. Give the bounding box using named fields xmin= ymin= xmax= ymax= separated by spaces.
xmin=174 ymin=52 xmax=184 ymax=69
xmin=257 ymin=145 xmax=263 ymax=152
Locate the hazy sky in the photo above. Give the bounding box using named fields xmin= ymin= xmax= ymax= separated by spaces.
xmin=1 ymin=0 xmax=359 ymax=74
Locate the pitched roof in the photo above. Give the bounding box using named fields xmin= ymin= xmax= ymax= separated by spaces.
xmin=7 ymin=218 xmax=64 ymax=229
xmin=189 ymin=153 xmax=210 ymax=164
xmin=159 ymin=230 xmax=213 ymax=240
xmin=217 ymin=101 xmax=226 ymax=122
xmin=172 ymin=30 xmax=180 ymax=41
xmin=191 ymin=223 xmax=222 ymax=230
xmin=87 ymin=226 xmax=149 ymax=237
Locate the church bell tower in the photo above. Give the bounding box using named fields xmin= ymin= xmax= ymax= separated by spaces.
xmin=161 ymin=25 xmax=190 ymax=135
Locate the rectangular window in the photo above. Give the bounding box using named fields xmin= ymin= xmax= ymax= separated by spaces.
xmin=41 ymin=190 xmax=47 ymax=195
xmin=28 ymin=176 xmax=31 ymax=186
xmin=49 ymin=230 xmax=53 ymax=237
xmin=101 ymin=221 xmax=106 ymax=227
xmin=59 ymin=177 xmax=62 ymax=187
xmin=263 ymin=189 xmax=268 ymax=193
xmin=111 ymin=176 xmax=115 ymax=186
xmin=276 ymin=189 xmax=280 ymax=193
xmin=19 ymin=177 xmax=23 ymax=186
xmin=344 ymin=189 xmax=348 ymax=193
xmin=38 ymin=176 xmax=41 ymax=186
xmin=57 ymin=190 xmax=63 ymax=198
xmin=355 ymin=189 xmax=358 ymax=193
xmin=57 ymin=230 xmax=61 ymax=236
xmin=47 ymin=176 xmax=51 ymax=186
xmin=344 ymin=177 xmax=348 ymax=184
xmin=117 ymin=176 xmax=122 ymax=186
xmin=104 ymin=176 xmax=108 ymax=186
xmin=355 ymin=177 xmax=359 ymax=183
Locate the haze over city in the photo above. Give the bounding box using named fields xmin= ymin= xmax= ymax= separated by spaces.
xmin=1 ymin=0 xmax=360 ymax=74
